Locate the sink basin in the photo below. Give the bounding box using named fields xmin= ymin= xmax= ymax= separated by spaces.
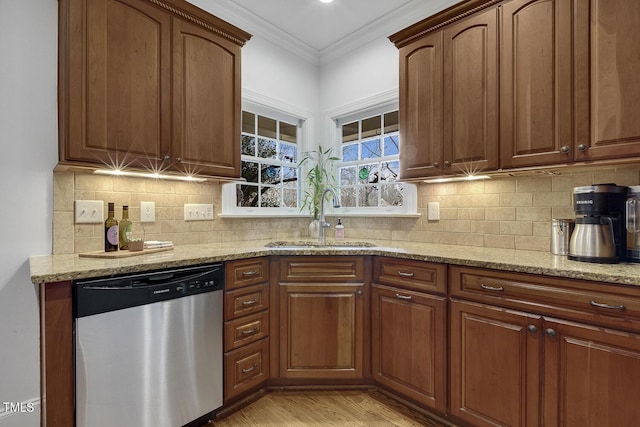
xmin=265 ymin=241 xmax=376 ymax=249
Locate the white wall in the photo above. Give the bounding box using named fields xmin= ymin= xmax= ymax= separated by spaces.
xmin=0 ymin=0 xmax=58 ymax=425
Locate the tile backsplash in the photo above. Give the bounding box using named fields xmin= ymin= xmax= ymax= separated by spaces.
xmin=53 ymin=166 xmax=640 ymax=254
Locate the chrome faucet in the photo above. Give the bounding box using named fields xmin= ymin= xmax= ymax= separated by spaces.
xmin=319 ymin=188 xmax=340 ymax=244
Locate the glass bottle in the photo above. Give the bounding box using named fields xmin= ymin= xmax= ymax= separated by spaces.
xmin=104 ymin=202 xmax=119 ymax=252
xmin=119 ymin=205 xmax=132 ymax=250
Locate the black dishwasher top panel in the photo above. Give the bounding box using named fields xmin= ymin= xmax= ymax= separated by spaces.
xmin=74 ymin=263 xmax=224 ymax=318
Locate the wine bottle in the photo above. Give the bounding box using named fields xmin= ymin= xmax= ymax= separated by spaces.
xmin=104 ymin=202 xmax=119 ymax=252
xmin=119 ymin=205 xmax=132 ymax=250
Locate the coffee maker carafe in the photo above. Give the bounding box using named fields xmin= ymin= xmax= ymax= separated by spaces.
xmin=568 ymin=184 xmax=628 ymax=263
xmin=626 ymin=186 xmax=640 ymax=262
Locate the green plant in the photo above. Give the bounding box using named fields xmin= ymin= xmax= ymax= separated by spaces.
xmin=299 ymin=145 xmax=340 ymax=220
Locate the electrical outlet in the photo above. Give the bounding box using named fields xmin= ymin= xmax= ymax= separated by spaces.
xmin=427 ymin=202 xmax=440 ymax=221
xmin=184 ymin=204 xmax=214 ymax=221
xmin=75 ymin=200 xmax=104 ymax=224
xmin=140 ymin=201 xmax=156 ymax=222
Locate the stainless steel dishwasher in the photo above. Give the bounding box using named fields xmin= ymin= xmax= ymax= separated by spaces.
xmin=74 ymin=263 xmax=224 ymax=427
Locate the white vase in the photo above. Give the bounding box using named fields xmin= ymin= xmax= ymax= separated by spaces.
xmin=308 ymin=219 xmax=319 ymax=238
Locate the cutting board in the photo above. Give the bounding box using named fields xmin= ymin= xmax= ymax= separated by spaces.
xmin=79 ymin=247 xmax=173 ymax=259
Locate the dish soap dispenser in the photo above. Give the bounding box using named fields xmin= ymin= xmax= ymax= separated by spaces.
xmin=335 ymin=218 xmax=344 ymax=240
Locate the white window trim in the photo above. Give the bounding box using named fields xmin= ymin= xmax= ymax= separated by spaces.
xmin=220 ymin=90 xmax=313 ymax=218
xmin=323 ymin=90 xmax=419 ymax=217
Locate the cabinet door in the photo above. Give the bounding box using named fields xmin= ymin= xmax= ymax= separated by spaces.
xmin=500 ymin=0 xmax=573 ymax=168
xmin=62 ymin=0 xmax=171 ymax=167
xmin=372 ymin=285 xmax=446 ymax=411
xmin=444 ymin=7 xmax=499 ymax=175
xmin=575 ymin=0 xmax=640 ymax=161
xmin=280 ymin=284 xmax=364 ymax=379
xmin=398 ymin=32 xmax=444 ymax=179
xmin=543 ymin=318 xmax=640 ymax=426
xmin=450 ymin=299 xmax=541 ymax=427
xmin=172 ymin=18 xmax=242 ymax=178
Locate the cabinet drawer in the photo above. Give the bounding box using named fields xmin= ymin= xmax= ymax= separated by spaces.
xmin=450 ymin=266 xmax=640 ymax=331
xmin=224 ymin=337 xmax=269 ymax=402
xmin=373 ymin=257 xmax=446 ymax=294
xmin=224 ymin=310 xmax=269 ymax=351
xmin=224 ymin=283 xmax=269 ymax=321
xmin=280 ymin=256 xmax=364 ymax=282
xmin=226 ymin=258 xmax=269 ymax=290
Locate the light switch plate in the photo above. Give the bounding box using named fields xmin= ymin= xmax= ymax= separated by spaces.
xmin=75 ymin=200 xmax=104 ymax=224
xmin=184 ymin=204 xmax=214 ymax=221
xmin=427 ymin=202 xmax=440 ymax=221
xmin=140 ymin=201 xmax=156 ymax=222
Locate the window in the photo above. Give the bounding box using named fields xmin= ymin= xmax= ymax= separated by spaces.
xmin=337 ymin=110 xmax=407 ymax=210
xmin=236 ymin=111 xmax=300 ymax=208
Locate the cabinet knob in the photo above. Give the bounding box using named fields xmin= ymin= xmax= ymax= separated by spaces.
xmin=527 ymin=325 xmax=537 ymax=334
xmin=578 ymin=144 xmax=588 ymax=152
xmin=545 ymin=328 xmax=556 ymax=337
xmin=356 ymin=290 xmax=363 ymax=296
xmin=560 ymin=146 xmax=570 ymax=154
xmin=444 ymin=160 xmax=451 ymax=167
xmin=164 ymin=155 xmax=170 ymax=161
xmin=433 ymin=162 xmax=439 ymax=168
xmin=176 ymin=157 xmax=182 ymax=163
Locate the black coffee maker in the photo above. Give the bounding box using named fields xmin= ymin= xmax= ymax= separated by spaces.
xmin=568 ymin=184 xmax=628 ymax=263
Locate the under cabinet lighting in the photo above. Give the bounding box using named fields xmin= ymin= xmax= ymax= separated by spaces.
xmin=320 ymin=0 xmax=334 ymax=3
xmin=94 ymin=169 xmax=207 ymax=182
xmin=423 ymin=175 xmax=491 ymax=184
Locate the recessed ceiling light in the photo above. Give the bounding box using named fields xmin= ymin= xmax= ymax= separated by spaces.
xmin=320 ymin=0 xmax=334 ymax=3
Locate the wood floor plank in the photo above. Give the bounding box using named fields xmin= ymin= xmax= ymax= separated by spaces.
xmin=211 ymin=391 xmax=453 ymax=426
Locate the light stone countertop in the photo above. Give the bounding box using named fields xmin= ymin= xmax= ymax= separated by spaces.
xmin=29 ymin=240 xmax=640 ymax=286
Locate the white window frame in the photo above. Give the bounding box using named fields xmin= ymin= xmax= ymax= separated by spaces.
xmin=221 ymin=92 xmax=313 ymax=217
xmin=323 ymin=92 xmax=418 ymax=217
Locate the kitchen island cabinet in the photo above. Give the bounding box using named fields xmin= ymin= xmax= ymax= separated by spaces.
xmin=371 ymin=258 xmax=447 ymax=412
xmin=276 ymin=256 xmax=370 ymax=381
xmin=58 ymin=0 xmax=250 ymax=178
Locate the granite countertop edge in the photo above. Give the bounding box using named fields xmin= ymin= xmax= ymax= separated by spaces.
xmin=29 ymin=241 xmax=640 ymax=287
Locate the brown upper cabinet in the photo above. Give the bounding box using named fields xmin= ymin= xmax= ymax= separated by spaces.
xmin=574 ymin=0 xmax=640 ymax=161
xmin=58 ymin=0 xmax=251 ymax=178
xmin=391 ymin=0 xmax=640 ymax=179
xmin=396 ymin=3 xmax=499 ymax=179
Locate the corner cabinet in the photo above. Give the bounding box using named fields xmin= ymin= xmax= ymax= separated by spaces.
xmin=371 ymin=258 xmax=447 ymax=412
xmin=277 ymin=256 xmax=370 ymax=381
xmin=58 ymin=0 xmax=251 ymax=178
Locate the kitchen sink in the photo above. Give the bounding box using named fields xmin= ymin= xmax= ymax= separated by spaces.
xmin=265 ymin=241 xmax=376 ymax=249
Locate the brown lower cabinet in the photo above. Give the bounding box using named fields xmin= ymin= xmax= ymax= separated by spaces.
xmin=449 ymin=265 xmax=640 ymax=427
xmin=276 ymin=256 xmax=369 ymax=380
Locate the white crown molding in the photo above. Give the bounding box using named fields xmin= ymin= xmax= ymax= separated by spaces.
xmin=187 ymin=0 xmax=457 ymax=66
xmin=319 ymin=0 xmax=457 ymax=64
xmin=186 ymin=0 xmax=320 ymax=65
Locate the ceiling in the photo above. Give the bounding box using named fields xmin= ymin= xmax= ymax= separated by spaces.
xmin=191 ymin=0 xmax=459 ymax=64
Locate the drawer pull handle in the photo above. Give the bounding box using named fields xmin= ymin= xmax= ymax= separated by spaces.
xmin=480 ymin=284 xmax=505 ymax=292
xmin=242 ymin=363 xmax=258 ymax=374
xmin=241 ymin=327 xmax=258 ymax=335
xmin=241 ymin=299 xmax=258 ymax=306
xmin=590 ymin=300 xmax=626 ymax=311
xmin=241 ymin=270 xmax=258 ymax=277
xmin=395 ymin=293 xmax=413 ymax=301
xmin=397 ymin=271 xmax=414 ymax=277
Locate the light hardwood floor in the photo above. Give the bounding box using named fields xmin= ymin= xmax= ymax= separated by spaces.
xmin=211 ymin=390 xmax=453 ymax=426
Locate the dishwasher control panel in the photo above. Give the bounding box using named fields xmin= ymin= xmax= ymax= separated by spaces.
xmin=74 ymin=263 xmax=224 ymax=318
